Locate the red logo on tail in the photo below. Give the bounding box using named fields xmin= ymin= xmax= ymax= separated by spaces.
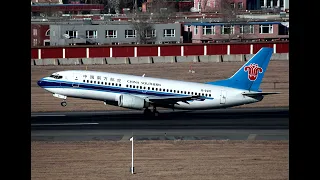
xmin=244 ymin=63 xmax=263 ymax=81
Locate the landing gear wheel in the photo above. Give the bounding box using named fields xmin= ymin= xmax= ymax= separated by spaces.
xmin=154 ymin=111 xmax=159 ymax=117
xmin=143 ymin=108 xmax=152 ymax=115
xmin=61 ymin=101 xmax=67 ymax=107
xmin=152 ymin=106 xmax=159 ymax=117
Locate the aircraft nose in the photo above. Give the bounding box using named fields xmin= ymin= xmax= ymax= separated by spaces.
xmin=37 ymin=79 xmax=43 ymax=87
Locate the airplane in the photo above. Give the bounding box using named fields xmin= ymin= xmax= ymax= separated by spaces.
xmin=37 ymin=47 xmax=280 ymax=116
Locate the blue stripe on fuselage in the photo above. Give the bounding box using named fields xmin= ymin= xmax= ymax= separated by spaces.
xmin=39 ymin=78 xmax=214 ymax=100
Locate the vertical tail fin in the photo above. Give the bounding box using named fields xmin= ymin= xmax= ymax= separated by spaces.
xmin=206 ymin=47 xmax=273 ymax=91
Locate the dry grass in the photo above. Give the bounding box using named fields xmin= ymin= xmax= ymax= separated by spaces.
xmin=31 ymin=140 xmax=288 ymax=180
xmin=31 ymin=61 xmax=289 ymax=112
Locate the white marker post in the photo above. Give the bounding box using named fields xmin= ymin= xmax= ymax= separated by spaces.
xmin=130 ymin=136 xmax=134 ymax=174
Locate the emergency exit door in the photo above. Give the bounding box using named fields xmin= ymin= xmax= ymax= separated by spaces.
xmin=72 ymin=73 xmax=81 ymax=88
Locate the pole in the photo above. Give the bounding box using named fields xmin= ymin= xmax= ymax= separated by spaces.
xmin=130 ymin=136 xmax=134 ymax=174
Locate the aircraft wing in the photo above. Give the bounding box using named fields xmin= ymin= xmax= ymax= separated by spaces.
xmin=146 ymin=95 xmax=206 ymax=105
xmin=242 ymin=92 xmax=280 ymax=97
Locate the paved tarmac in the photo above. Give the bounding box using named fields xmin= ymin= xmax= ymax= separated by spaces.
xmin=31 ymin=107 xmax=289 ymax=141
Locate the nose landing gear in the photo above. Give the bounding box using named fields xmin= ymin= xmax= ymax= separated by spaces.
xmin=61 ymin=101 xmax=67 ymax=107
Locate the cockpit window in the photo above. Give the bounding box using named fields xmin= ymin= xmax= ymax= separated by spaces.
xmin=50 ymin=74 xmax=63 ymax=79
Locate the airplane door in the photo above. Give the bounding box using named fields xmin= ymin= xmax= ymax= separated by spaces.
xmin=220 ymin=90 xmax=226 ymax=104
xmin=72 ymin=73 xmax=81 ymax=88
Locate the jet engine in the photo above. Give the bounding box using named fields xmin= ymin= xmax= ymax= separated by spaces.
xmin=117 ymin=94 xmax=149 ymax=110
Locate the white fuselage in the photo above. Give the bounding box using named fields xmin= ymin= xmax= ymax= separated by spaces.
xmin=39 ymin=70 xmax=262 ymax=110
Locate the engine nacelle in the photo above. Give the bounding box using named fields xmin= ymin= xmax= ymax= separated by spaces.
xmin=117 ymin=94 xmax=149 ymax=110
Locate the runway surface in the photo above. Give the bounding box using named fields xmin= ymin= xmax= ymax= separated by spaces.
xmin=31 ymin=107 xmax=289 ymax=141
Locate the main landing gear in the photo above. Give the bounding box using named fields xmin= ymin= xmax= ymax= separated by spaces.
xmin=143 ymin=106 xmax=159 ymax=117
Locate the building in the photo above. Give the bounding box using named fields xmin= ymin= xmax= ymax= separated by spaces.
xmin=193 ymin=0 xmax=247 ymax=12
xmin=192 ymin=0 xmax=288 ymax=12
xmin=31 ymin=24 xmax=50 ymax=47
xmin=142 ymin=0 xmax=194 ymax=12
xmin=182 ymin=21 xmax=289 ymax=43
xmin=49 ymin=22 xmax=181 ymax=46
xmin=247 ymin=0 xmax=288 ymax=11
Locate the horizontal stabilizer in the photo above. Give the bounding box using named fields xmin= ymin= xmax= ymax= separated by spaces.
xmin=242 ymin=92 xmax=280 ymax=97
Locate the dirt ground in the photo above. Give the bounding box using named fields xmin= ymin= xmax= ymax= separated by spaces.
xmin=31 ymin=61 xmax=289 ymax=112
xmin=31 ymin=140 xmax=288 ymax=180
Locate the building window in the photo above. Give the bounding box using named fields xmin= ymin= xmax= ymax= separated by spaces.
xmin=45 ymin=29 xmax=50 ymax=36
xmin=230 ymin=3 xmax=235 ymax=8
xmin=186 ymin=25 xmax=191 ymax=32
xmin=259 ymin=24 xmax=273 ymax=34
xmin=194 ymin=26 xmax=198 ymax=35
xmin=66 ymin=30 xmax=78 ymax=39
xmin=106 ymin=30 xmax=117 ymax=38
xmin=278 ymin=24 xmax=289 ymax=35
xmin=44 ymin=39 xmax=50 ymax=46
xmin=163 ymin=29 xmax=175 ymax=37
xmin=221 ymin=25 xmax=234 ymax=34
xmin=125 ymin=30 xmax=136 ymax=38
xmin=206 ymin=0 xmax=210 ymax=6
xmin=33 ymin=29 xmax=37 ymax=36
xmin=203 ymin=25 xmax=215 ymax=35
xmin=162 ymin=41 xmax=177 ymax=44
xmin=86 ymin=30 xmax=97 ymax=38
xmin=33 ymin=39 xmax=38 ymax=46
xmin=238 ymin=2 xmax=243 ymax=9
xmin=145 ymin=29 xmax=156 ymax=38
xmin=240 ymin=25 xmax=254 ymax=34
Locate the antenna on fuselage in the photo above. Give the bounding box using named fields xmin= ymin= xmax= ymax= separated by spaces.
xmin=142 ymin=74 xmax=145 ymax=77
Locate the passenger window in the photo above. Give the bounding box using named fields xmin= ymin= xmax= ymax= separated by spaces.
xmin=209 ymin=94 xmax=211 ymax=97
xmin=98 ymin=82 xmax=100 ymax=84
xmin=148 ymin=87 xmax=150 ymax=90
xmin=112 ymin=83 xmax=114 ymax=86
xmin=105 ymin=82 xmax=107 ymax=85
xmin=159 ymin=88 xmax=161 ymax=91
xmin=156 ymin=88 xmax=158 ymax=91
xmin=90 ymin=81 xmax=92 ymax=83
xmin=87 ymin=80 xmax=89 ymax=83
xmin=133 ymin=85 xmax=135 ymax=88
xmin=152 ymin=88 xmax=154 ymax=90
xmin=143 ymin=87 xmax=146 ymax=89
xmin=108 ymin=82 xmax=111 ymax=85
xmin=130 ymin=85 xmax=132 ymax=88
xmin=205 ymin=94 xmax=207 ymax=96
xmin=195 ymin=92 xmax=197 ymax=95
xmin=184 ymin=91 xmax=186 ymax=94
xmin=94 ymin=81 xmax=96 ymax=84
xmin=83 ymin=80 xmax=85 ymax=82
xmin=119 ymin=84 xmax=121 ymax=86
xmin=191 ymin=92 xmax=194 ymax=95
xmin=126 ymin=85 xmax=128 ymax=87
xmin=174 ymin=90 xmax=176 ymax=93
